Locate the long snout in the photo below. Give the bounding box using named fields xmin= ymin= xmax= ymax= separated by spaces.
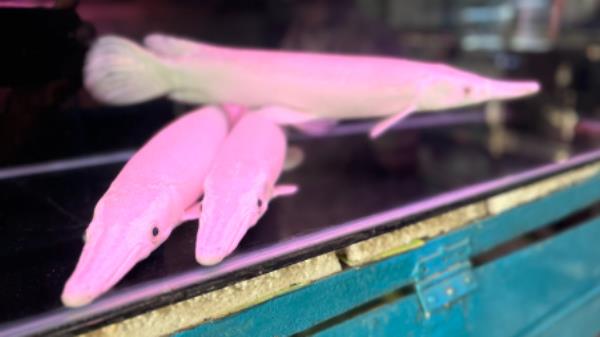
xmin=487 ymin=79 xmax=540 ymax=100
xmin=61 ymin=238 xmax=142 ymax=307
xmin=195 ymin=213 xmax=251 ymax=266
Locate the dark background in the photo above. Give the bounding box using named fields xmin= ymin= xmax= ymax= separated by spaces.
xmin=2 ymin=0 xmax=600 ymax=332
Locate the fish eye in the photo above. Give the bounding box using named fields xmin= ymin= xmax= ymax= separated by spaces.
xmin=257 ymin=199 xmax=263 ymax=208
xmin=152 ymin=226 xmax=159 ymax=237
xmin=463 ymin=86 xmax=472 ymax=95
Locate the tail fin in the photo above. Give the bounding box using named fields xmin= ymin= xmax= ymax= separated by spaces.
xmin=143 ymin=33 xmax=201 ymax=58
xmin=84 ymin=35 xmax=171 ymax=105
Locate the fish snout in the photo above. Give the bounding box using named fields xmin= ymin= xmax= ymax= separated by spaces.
xmin=61 ymin=243 xmax=144 ymax=307
xmin=487 ymin=79 xmax=540 ymax=100
xmin=195 ymin=254 xmax=225 ymax=266
xmin=61 ymin=257 xmax=114 ymax=307
xmin=195 ymin=234 xmax=234 ymax=266
xmin=61 ymin=282 xmax=97 ymax=307
xmin=196 ymin=214 xmax=252 ymax=266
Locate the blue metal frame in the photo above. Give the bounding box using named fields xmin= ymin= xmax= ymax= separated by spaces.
xmin=176 ymin=172 xmax=600 ymax=337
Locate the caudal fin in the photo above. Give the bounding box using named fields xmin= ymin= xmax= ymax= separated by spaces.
xmin=84 ymin=35 xmax=171 ymax=105
xmin=144 ymin=33 xmax=201 ymax=58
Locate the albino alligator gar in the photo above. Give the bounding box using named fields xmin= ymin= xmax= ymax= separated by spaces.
xmin=61 ymin=106 xmax=228 ymax=307
xmin=195 ymin=112 xmax=297 ymax=266
xmin=85 ymin=34 xmax=540 ymax=138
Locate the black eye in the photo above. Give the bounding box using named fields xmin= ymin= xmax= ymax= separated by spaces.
xmin=257 ymin=199 xmax=263 ymax=208
xmin=152 ymin=227 xmax=159 ymax=237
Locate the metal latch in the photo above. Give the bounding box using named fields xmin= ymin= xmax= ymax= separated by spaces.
xmin=413 ymin=239 xmax=477 ymax=317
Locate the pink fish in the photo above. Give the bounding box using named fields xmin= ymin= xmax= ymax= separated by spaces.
xmin=61 ymin=106 xmax=228 ymax=307
xmin=84 ymin=34 xmax=540 ymax=138
xmin=195 ymin=112 xmax=297 ymax=266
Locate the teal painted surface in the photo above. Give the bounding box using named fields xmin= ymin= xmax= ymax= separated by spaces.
xmin=176 ymin=172 xmax=600 ymax=337
xmin=176 ymin=246 xmax=426 ymax=337
xmin=467 ymin=216 xmax=600 ymax=337
xmin=313 ymin=294 xmax=469 ymax=337
xmin=313 ymin=216 xmax=600 ymax=337
xmin=525 ymin=284 xmax=600 ymax=337
xmin=413 ymin=239 xmax=477 ymax=314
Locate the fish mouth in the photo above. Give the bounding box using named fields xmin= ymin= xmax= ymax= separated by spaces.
xmin=195 ymin=213 xmax=252 ymax=266
xmin=195 ymin=255 xmax=225 ymax=266
xmin=61 ymin=244 xmax=143 ymax=307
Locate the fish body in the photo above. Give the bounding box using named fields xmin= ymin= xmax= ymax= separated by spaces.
xmin=61 ymin=106 xmax=228 ymax=307
xmin=85 ymin=34 xmax=540 ymax=137
xmin=195 ymin=113 xmax=297 ymax=265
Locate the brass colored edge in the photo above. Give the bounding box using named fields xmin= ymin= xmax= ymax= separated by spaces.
xmin=374 ymin=239 xmax=425 ymax=261
xmin=342 ymin=161 xmax=600 ymax=267
xmin=342 ymin=202 xmax=488 ymax=266
xmin=487 ymin=161 xmax=600 ymax=215
xmin=80 ymin=253 xmax=342 ymax=337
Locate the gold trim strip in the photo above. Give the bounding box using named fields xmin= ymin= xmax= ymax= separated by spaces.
xmin=81 ymin=253 xmax=342 ymax=337
xmin=487 ymin=162 xmax=600 ymax=214
xmin=341 ymin=202 xmax=488 ymax=266
xmin=341 ymin=161 xmax=600 ymax=267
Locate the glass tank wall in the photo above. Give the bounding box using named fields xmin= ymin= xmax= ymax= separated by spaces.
xmin=1 ymin=0 xmax=600 ymax=335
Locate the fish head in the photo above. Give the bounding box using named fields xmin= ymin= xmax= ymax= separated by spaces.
xmin=61 ymin=189 xmax=179 ymax=307
xmin=195 ymin=170 xmax=272 ymax=266
xmin=420 ymin=66 xmax=540 ymax=110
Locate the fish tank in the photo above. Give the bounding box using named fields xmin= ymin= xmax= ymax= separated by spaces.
xmin=1 ymin=0 xmax=600 ymax=336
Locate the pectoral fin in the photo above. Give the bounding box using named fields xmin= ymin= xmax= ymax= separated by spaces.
xmin=284 ymin=145 xmax=305 ymax=171
xmin=369 ymin=104 xmax=416 ymax=139
xmin=272 ymin=184 xmax=299 ymax=199
xmin=220 ymin=103 xmax=247 ymax=127
xmin=181 ymin=200 xmax=202 ymax=222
